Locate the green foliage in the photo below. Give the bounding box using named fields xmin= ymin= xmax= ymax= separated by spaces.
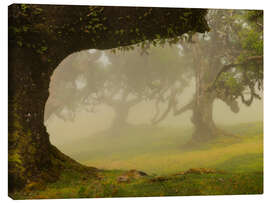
xmin=20 ymin=4 xmax=29 ymax=12
xmin=217 ymin=72 xmax=244 ymax=95
xmin=239 ymin=30 xmax=263 ymax=56
xmin=236 ymin=11 xmax=263 ymax=64
xmin=200 ymin=10 xmax=264 ymax=107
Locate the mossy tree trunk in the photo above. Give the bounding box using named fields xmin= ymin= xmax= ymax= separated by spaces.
xmin=9 ymin=44 xmax=50 ymax=191
xmin=190 ymin=46 xmax=217 ymax=141
xmin=190 ymin=71 xmax=239 ymax=142
xmin=191 ymin=93 xmax=218 ymax=141
xmin=8 ymin=41 xmax=91 ymax=193
xmin=8 ymin=4 xmax=209 ymax=193
xmin=189 ymin=35 xmax=239 ymax=142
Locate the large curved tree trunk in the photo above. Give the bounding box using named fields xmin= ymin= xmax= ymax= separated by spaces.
xmin=8 ymin=4 xmax=209 ymax=193
xmin=9 ymin=45 xmax=51 ymax=191
xmin=189 ymin=36 xmax=221 ymax=142
xmin=188 ymin=34 xmax=237 ymax=142
xmin=8 ymin=43 xmax=96 ymax=193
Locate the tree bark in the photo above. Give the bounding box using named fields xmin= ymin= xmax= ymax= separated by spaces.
xmin=189 ymin=36 xmax=221 ymax=142
xmin=191 ymin=93 xmax=218 ymax=141
xmin=8 ymin=42 xmax=96 ymax=193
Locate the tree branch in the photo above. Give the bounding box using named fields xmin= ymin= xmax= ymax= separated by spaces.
xmin=172 ymin=98 xmax=194 ymax=116
xmin=151 ymin=88 xmax=176 ymax=125
xmin=209 ymin=55 xmax=263 ymax=91
xmin=151 ymin=99 xmax=173 ymax=125
xmin=151 ymin=99 xmax=161 ymax=123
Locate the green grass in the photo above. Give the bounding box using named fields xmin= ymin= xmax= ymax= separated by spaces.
xmin=10 ymin=121 xmax=263 ymax=199
xmin=68 ymin=122 xmax=263 ymax=175
xmin=11 ymin=169 xmax=263 ymax=199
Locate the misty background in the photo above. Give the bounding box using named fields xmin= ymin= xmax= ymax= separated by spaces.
xmin=43 ymin=9 xmax=263 ymax=173
xmin=44 ymin=48 xmax=263 ymax=163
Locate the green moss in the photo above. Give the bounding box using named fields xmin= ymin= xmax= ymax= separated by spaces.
xmin=17 ymin=41 xmax=23 ymax=47
xmin=27 ymin=144 xmax=36 ymax=154
xmin=9 ymin=151 xmax=22 ymax=165
xmin=13 ymin=119 xmax=21 ymax=129
xmin=24 ymin=181 xmax=46 ymax=192
xmin=9 ymin=131 xmax=19 ymax=143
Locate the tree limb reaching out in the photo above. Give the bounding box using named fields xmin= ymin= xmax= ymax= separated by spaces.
xmin=209 ymin=55 xmax=263 ymax=91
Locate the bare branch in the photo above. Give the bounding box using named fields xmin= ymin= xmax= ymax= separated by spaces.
xmin=151 ymin=88 xmax=176 ymax=125
xmin=172 ymin=100 xmax=194 ymax=116
xmin=151 ymin=85 xmax=194 ymax=125
xmin=151 ymin=99 xmax=161 ymax=123
xmin=151 ymin=99 xmax=173 ymax=125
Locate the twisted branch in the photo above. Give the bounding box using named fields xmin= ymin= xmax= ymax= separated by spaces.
xmin=209 ymin=55 xmax=263 ymax=91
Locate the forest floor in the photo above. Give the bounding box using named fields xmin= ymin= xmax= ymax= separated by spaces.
xmin=11 ymin=122 xmax=263 ymax=199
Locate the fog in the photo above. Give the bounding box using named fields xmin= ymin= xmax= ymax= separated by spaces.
xmin=46 ymin=81 xmax=263 ymax=145
xmin=44 ymin=10 xmax=263 ymax=172
xmin=44 ymin=47 xmax=263 ymax=165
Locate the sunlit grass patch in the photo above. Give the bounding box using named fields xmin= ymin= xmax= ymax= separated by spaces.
xmin=79 ymin=122 xmax=262 ymax=175
xmin=214 ymin=153 xmax=263 ymax=173
xmin=11 ymin=122 xmax=262 ymax=199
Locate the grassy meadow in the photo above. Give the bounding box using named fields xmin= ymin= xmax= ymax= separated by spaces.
xmin=74 ymin=122 xmax=263 ymax=175
xmin=11 ymin=122 xmax=263 ymax=199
